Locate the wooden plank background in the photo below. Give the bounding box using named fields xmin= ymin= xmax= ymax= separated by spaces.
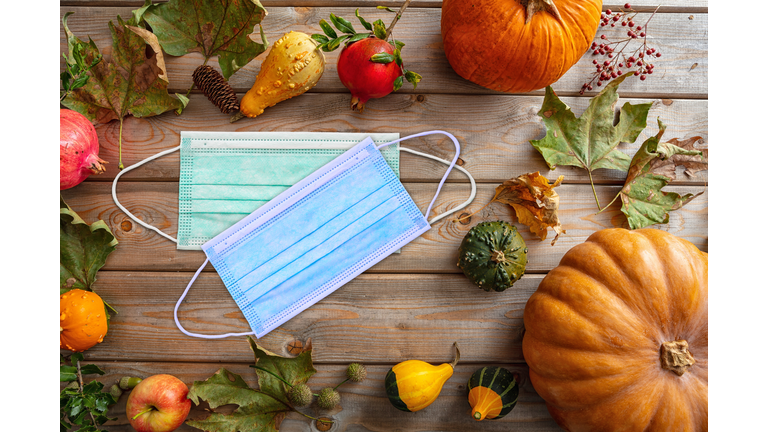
xmin=60 ymin=0 xmax=708 ymax=431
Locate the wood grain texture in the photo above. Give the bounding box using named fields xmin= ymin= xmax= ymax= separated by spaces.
xmin=61 ymin=0 xmax=709 ymax=13
xmin=59 ymin=7 xmax=708 ymax=98
xmin=69 ymin=93 xmax=709 ymax=185
xmin=60 ymin=182 xmax=707 ymax=273
xmin=69 ymin=361 xmax=560 ymax=431
xmin=76 ymin=272 xmax=536 ymax=363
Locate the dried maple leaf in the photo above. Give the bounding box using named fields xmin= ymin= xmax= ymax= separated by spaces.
xmin=617 ymin=119 xmax=707 ymax=230
xmin=61 ymin=13 xmax=183 ymax=169
xmin=186 ymin=337 xmax=317 ymax=432
xmin=492 ymin=172 xmax=565 ymax=246
xmin=530 ymin=72 xmax=651 ymax=209
xmin=139 ymin=0 xmax=269 ymax=80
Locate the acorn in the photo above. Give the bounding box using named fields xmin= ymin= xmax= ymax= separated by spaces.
xmin=288 ymin=383 xmax=313 ymax=407
xmin=119 ymin=376 xmax=143 ymax=390
xmin=317 ymin=387 xmax=341 ymax=410
xmin=346 ymin=363 xmax=367 ymax=382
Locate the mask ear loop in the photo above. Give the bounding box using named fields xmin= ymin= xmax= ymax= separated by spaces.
xmin=111 ymin=146 xmax=181 ymax=243
xmin=377 ymin=131 xmax=476 ymax=225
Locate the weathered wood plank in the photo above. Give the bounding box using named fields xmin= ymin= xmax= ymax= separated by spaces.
xmin=59 ymin=7 xmax=708 ymax=98
xmin=73 ymin=361 xmax=560 ymax=431
xmin=76 ymin=272 xmax=536 ymax=363
xmin=61 ymin=0 xmax=709 ymax=13
xmin=60 ymin=182 xmax=708 ymax=273
xmin=72 ymin=93 xmax=708 ymax=185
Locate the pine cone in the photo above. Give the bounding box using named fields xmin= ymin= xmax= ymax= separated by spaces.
xmin=192 ymin=65 xmax=239 ymax=114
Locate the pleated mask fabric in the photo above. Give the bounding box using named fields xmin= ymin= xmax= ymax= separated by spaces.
xmin=177 ymin=132 xmax=400 ymax=249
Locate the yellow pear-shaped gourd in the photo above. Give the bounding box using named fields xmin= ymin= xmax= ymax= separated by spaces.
xmin=385 ymin=342 xmax=460 ymax=412
xmin=239 ymin=31 xmax=325 ymax=118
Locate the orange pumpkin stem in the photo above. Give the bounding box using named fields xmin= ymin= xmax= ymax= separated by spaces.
xmin=660 ymin=340 xmax=696 ymax=376
xmin=518 ymin=0 xmax=562 ymax=24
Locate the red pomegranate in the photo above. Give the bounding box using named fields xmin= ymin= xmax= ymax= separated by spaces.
xmin=337 ymin=37 xmax=402 ymax=111
xmin=60 ymin=109 xmax=107 ymax=190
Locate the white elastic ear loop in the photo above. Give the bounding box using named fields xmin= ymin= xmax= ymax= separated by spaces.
xmin=377 ymin=130 xmax=475 ymax=225
xmin=111 ymin=146 xmax=180 ymax=244
xmin=400 ymin=147 xmax=476 ymax=225
xmin=174 ymin=258 xmax=256 ymax=339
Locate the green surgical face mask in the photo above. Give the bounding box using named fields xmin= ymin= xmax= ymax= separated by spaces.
xmin=113 ymin=132 xmax=400 ymax=250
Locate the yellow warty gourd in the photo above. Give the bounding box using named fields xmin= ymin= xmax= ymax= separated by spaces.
xmin=239 ymin=31 xmax=325 ymax=118
xmin=385 ymin=343 xmax=460 ymax=412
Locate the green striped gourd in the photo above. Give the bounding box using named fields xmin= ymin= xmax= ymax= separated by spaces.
xmin=467 ymin=366 xmax=519 ymax=420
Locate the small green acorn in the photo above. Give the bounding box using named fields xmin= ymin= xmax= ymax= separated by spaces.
xmin=346 ymin=363 xmax=367 ymax=382
xmin=287 ymin=383 xmax=314 ymax=407
xmin=317 ymin=387 xmax=341 ymax=410
xmin=119 ymin=376 xmax=143 ymax=390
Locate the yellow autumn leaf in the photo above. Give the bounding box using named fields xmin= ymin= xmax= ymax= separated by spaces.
xmin=491 ymin=172 xmax=565 ymax=245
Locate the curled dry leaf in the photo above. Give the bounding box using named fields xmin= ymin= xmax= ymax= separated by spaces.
xmin=492 ymin=172 xmax=565 ymax=246
xmin=618 ymin=119 xmax=707 ymax=230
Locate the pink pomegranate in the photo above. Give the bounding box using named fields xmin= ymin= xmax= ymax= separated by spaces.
xmin=60 ymin=109 xmax=107 ymax=190
xmin=337 ymin=37 xmax=402 ymax=111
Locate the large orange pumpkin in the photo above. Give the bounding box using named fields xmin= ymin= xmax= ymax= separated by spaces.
xmin=522 ymin=228 xmax=707 ymax=431
xmin=441 ymin=0 xmax=602 ymax=93
xmin=60 ymin=289 xmax=109 ymax=352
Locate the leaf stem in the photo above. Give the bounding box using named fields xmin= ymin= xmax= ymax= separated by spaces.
xmin=587 ymin=170 xmax=601 ymax=209
xmin=118 ymin=118 xmax=125 ymax=170
xmin=596 ymin=191 xmax=622 ymax=214
xmin=385 ymin=0 xmax=412 ymax=40
xmin=295 ymin=410 xmax=334 ymax=425
xmin=251 ymin=366 xmax=294 ymax=388
xmin=76 ymin=359 xmax=99 ymax=426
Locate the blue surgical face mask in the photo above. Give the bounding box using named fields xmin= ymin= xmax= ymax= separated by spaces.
xmin=113 ymin=131 xmax=475 ymax=339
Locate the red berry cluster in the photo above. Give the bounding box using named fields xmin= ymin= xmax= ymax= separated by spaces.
xmin=580 ymin=4 xmax=662 ymax=94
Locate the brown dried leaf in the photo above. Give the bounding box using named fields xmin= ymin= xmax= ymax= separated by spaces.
xmin=492 ymin=172 xmax=565 ymax=245
xmin=667 ymin=136 xmax=708 ymax=177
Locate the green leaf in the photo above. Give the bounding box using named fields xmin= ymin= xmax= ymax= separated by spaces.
xmin=60 ymin=198 xmax=117 ymax=294
xmin=393 ymin=75 xmax=403 ymax=92
xmin=329 ymin=13 xmax=356 ymax=34
xmin=373 ymin=19 xmax=387 ymax=40
xmin=80 ymin=364 xmax=107 ymax=376
xmin=404 ymin=70 xmax=422 ymax=89
xmin=530 ymin=73 xmax=650 ymax=175
xmin=346 ymin=33 xmax=370 ymax=45
xmin=141 ymin=0 xmax=269 ymax=80
xmin=175 ymin=92 xmax=190 ymax=115
xmin=71 ymin=75 xmax=89 ymax=90
xmin=377 ymin=6 xmax=397 ymax=12
xmin=618 ymin=119 xmax=707 ymax=229
xmin=248 ymin=336 xmax=317 ymax=398
xmin=325 ymin=35 xmax=349 ymax=52
xmin=394 ymin=48 xmax=403 ymax=66
xmin=311 ymin=34 xmax=329 ymax=44
xmin=355 ymin=8 xmax=372 ymax=30
xmin=71 ymin=353 xmax=84 ymax=365
xmin=389 ymin=39 xmax=405 ymax=50
xmin=319 ymin=19 xmax=338 ymax=39
xmin=61 ymin=366 xmax=78 ymax=382
xmin=370 ymin=53 xmax=395 ymax=63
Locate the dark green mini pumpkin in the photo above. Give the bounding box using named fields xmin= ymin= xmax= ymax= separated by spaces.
xmin=467 ymin=366 xmax=519 ymax=421
xmin=457 ymin=221 xmax=527 ymax=292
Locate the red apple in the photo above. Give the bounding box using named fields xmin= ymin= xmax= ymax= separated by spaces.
xmin=125 ymin=374 xmax=192 ymax=432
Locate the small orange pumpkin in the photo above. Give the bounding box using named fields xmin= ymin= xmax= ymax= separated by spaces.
xmin=522 ymin=228 xmax=708 ymax=431
xmin=60 ymin=289 xmax=109 ymax=352
xmin=441 ymin=0 xmax=602 ymax=93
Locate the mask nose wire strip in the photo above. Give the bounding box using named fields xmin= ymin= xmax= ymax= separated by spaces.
xmin=399 ymin=147 xmax=476 ymax=225
xmin=377 ymin=131 xmax=469 ymax=225
xmin=111 ymin=145 xmax=181 ymax=244
xmin=174 ymin=257 xmax=256 ymax=339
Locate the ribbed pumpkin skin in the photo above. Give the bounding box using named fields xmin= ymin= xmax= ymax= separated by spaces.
xmin=522 ymin=228 xmax=708 ymax=431
xmin=60 ymin=289 xmax=109 ymax=352
xmin=441 ymin=0 xmax=602 ymax=93
xmin=467 ymin=366 xmax=519 ymax=420
xmin=458 ymin=221 xmax=527 ymax=292
xmin=385 ymin=360 xmax=454 ymax=412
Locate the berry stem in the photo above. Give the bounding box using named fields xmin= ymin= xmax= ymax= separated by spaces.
xmin=333 ymin=378 xmax=350 ymax=391
xmin=385 ymin=0 xmax=412 ymax=40
xmin=295 ymin=410 xmax=334 ymax=425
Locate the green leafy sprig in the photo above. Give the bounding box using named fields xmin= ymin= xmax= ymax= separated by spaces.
xmin=60 ymin=14 xmax=102 ymax=101
xmin=60 ymin=353 xmax=117 ymax=432
xmin=311 ymin=3 xmax=421 ymax=92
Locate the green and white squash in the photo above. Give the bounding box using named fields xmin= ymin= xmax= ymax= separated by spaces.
xmin=467 ymin=366 xmax=519 ymax=421
xmin=457 ymin=221 xmax=527 ymax=292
